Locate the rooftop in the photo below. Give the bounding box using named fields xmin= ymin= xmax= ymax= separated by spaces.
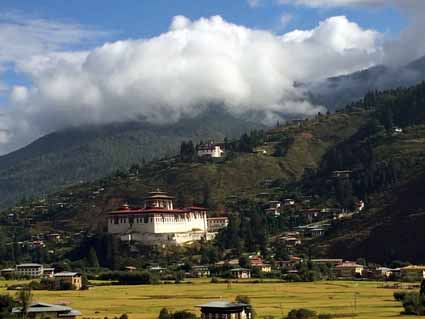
xmin=16 ymin=263 xmax=43 ymax=267
xmin=197 ymin=301 xmax=249 ymax=309
xmin=54 ymin=272 xmax=80 ymax=277
xmin=12 ymin=302 xmax=81 ymax=315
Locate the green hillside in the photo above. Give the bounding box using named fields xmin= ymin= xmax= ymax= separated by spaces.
xmin=3 ymin=82 xmax=425 ymax=264
xmin=1 ymin=109 xmax=368 ymax=234
xmin=0 ymin=107 xmax=263 ymax=209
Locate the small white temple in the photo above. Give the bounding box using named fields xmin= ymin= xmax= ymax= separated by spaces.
xmin=107 ymin=190 xmax=214 ymax=245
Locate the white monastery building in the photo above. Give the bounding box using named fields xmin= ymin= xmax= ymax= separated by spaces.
xmin=108 ymin=190 xmax=220 ymax=245
xmin=197 ymin=142 xmax=225 ymax=158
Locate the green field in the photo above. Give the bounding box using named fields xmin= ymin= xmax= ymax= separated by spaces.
xmin=0 ymin=280 xmax=422 ymax=319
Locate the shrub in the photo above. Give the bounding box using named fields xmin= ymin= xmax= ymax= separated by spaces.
xmin=393 ymin=291 xmax=406 ymax=301
xmin=401 ymin=292 xmax=425 ymax=315
xmin=287 ymin=308 xmax=318 ymax=319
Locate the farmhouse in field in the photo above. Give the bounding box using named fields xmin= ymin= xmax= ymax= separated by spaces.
xmin=231 ymin=268 xmax=251 ymax=279
xmin=54 ymin=272 xmax=83 ymax=290
xmin=197 ymin=301 xmax=252 ymax=319
xmin=15 ymin=263 xmax=44 ymax=278
xmin=108 ymin=190 xmax=217 ymax=245
xmin=12 ymin=302 xmax=81 ymax=319
xmin=334 ymin=261 xmax=364 ymax=278
xmin=400 ymin=265 xmax=425 ymax=281
xmin=197 ymin=142 xmax=225 ymax=158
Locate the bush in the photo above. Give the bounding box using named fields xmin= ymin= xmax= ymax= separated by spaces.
xmin=287 ymin=308 xmax=318 ymax=319
xmin=401 ymin=292 xmax=425 ymax=315
xmin=393 ymin=291 xmax=406 ymax=301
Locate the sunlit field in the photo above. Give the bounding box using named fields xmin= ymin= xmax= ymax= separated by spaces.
xmin=1 ymin=279 xmax=422 ymax=319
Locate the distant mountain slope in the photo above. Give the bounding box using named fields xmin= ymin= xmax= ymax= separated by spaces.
xmin=308 ymin=55 xmax=425 ymax=110
xmin=0 ymin=107 xmax=264 ymax=209
xmin=1 ymin=109 xmax=368 ymax=232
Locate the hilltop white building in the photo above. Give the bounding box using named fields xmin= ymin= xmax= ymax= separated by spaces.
xmin=197 ymin=142 xmax=225 ymax=158
xmin=107 ymin=190 xmax=217 ymax=245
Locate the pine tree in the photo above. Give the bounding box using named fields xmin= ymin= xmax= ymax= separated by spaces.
xmin=88 ymin=247 xmax=100 ymax=268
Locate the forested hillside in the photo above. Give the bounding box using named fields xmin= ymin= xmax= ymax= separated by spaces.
xmin=0 ymin=107 xmax=263 ymax=209
xmin=3 ymin=82 xmax=425 ymax=265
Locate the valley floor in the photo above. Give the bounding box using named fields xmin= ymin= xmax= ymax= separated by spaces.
xmin=1 ymin=279 xmax=422 ymax=319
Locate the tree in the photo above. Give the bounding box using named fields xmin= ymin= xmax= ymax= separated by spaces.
xmin=420 ymin=279 xmax=425 ymax=296
xmin=171 ymin=311 xmax=197 ymax=319
xmin=158 ymin=308 xmax=171 ymax=319
xmin=287 ymin=308 xmax=318 ymax=319
xmin=88 ymin=247 xmax=100 ymax=268
xmin=235 ymin=295 xmax=251 ymax=304
xmin=0 ymin=294 xmax=17 ymax=319
xmin=15 ymin=287 xmax=32 ymax=319
xmin=238 ymin=256 xmax=249 ymax=268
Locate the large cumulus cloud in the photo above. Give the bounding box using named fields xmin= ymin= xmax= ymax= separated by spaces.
xmin=0 ymin=15 xmax=382 ymax=154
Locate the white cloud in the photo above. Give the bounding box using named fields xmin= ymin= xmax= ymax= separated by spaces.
xmin=0 ymin=15 xmax=382 ymax=155
xmin=0 ymin=12 xmax=107 ymax=68
xmin=248 ymin=0 xmax=263 ymax=8
xmin=277 ymin=0 xmax=388 ymax=7
xmin=279 ymin=13 xmax=294 ymax=29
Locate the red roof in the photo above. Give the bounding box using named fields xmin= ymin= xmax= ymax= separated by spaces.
xmin=108 ymin=207 xmax=206 ymax=215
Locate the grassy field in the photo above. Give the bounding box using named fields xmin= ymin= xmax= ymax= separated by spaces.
xmin=1 ymin=279 xmax=423 ymax=319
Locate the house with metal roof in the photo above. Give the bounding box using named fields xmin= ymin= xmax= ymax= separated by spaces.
xmin=12 ymin=302 xmax=81 ymax=319
xmin=54 ymin=272 xmax=83 ymax=290
xmin=197 ymin=301 xmax=251 ymax=319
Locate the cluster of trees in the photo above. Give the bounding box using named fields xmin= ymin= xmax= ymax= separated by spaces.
xmin=286 ymin=308 xmax=332 ymax=319
xmin=96 ymin=271 xmax=160 ymax=285
xmin=225 ymin=130 xmax=266 ymax=153
xmin=395 ymin=280 xmax=425 ymax=316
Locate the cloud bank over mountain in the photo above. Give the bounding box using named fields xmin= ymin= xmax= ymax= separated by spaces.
xmin=0 ymin=14 xmax=384 ymax=155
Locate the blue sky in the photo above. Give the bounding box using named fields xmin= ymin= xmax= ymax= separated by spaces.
xmin=0 ymin=0 xmax=407 ymax=43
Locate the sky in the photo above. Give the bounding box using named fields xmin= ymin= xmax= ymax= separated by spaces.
xmin=0 ymin=0 xmax=424 ymax=155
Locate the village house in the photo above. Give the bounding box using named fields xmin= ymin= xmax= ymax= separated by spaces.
xmin=279 ymin=235 xmax=302 ymax=247
xmin=54 ymin=272 xmax=83 ymax=290
xmin=334 ymin=261 xmax=364 ymax=278
xmin=0 ymin=268 xmax=15 ymax=278
xmin=332 ymin=170 xmax=352 ymax=179
xmin=197 ymin=142 xmax=225 ymax=158
xmin=43 ymin=267 xmax=55 ymax=278
xmin=230 ymin=268 xmax=251 ymax=279
xmin=191 ymin=265 xmax=211 ymax=278
xmin=264 ymin=200 xmax=282 ymax=217
xmin=197 ymin=301 xmax=252 ymax=319
xmin=311 ymin=259 xmax=343 ymax=266
xmin=215 ymin=259 xmax=240 ymax=268
xmin=207 ymin=217 xmax=229 ymax=232
xmin=107 ymin=190 xmax=212 ymax=245
xmin=15 ymin=263 xmax=44 ymax=278
xmin=400 ymin=265 xmax=425 ymax=281
xmin=124 ymin=266 xmax=137 ymax=272
xmin=12 ymin=302 xmax=81 ymax=319
xmin=284 ymin=199 xmax=295 ymax=206
xmin=249 ymin=256 xmax=272 ymax=273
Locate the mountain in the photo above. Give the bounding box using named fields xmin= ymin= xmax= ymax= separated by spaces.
xmin=1 ymin=108 xmax=368 ymax=233
xmin=0 ymin=107 xmax=264 ymax=209
xmin=308 ymin=55 xmax=425 ymax=110
xmin=3 ymin=81 xmax=425 ymax=264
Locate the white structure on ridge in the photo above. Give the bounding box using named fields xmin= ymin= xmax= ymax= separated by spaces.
xmin=197 ymin=142 xmax=225 ymax=158
xmin=107 ymin=190 xmax=215 ymax=245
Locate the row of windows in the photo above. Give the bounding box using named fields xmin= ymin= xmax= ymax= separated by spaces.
xmin=111 ymin=214 xmax=206 ymax=225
